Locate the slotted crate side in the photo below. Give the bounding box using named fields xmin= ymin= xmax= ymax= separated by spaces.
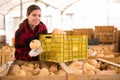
xmin=94 ymin=26 xmax=116 ymax=44
xmin=40 ymin=34 xmax=71 ymax=62
xmin=0 ymin=53 xmax=14 ymax=66
xmin=72 ymin=28 xmax=93 ymax=39
xmin=94 ymin=33 xmax=115 ymax=43
xmin=95 ymin=26 xmax=114 ymax=33
xmin=39 ymin=34 xmax=88 ymax=63
xmin=68 ymin=35 xmax=88 ymax=60
xmin=0 ymin=46 xmax=15 ymax=66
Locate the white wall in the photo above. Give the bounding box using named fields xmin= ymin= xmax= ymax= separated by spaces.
xmin=1 ymin=0 xmax=120 ymax=45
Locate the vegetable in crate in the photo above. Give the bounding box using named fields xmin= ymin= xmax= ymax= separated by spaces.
xmin=9 ymin=64 xmax=26 ymax=76
xmin=49 ymin=64 xmax=58 ymax=73
xmin=52 ymin=28 xmax=66 ymax=34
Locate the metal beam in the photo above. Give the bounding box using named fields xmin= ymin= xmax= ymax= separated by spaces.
xmin=40 ymin=0 xmax=61 ymax=11
xmin=61 ymin=0 xmax=80 ymax=14
xmin=20 ymin=0 xmax=23 ymax=20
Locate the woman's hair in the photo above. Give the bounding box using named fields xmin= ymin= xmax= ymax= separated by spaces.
xmin=27 ymin=4 xmax=41 ymax=15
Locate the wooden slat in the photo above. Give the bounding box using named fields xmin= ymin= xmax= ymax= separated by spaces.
xmin=0 ymin=76 xmax=66 ymax=80
xmin=88 ymin=75 xmax=120 ymax=80
xmin=59 ymin=63 xmax=75 ymax=80
xmin=0 ymin=63 xmax=10 ymax=76
xmin=97 ymin=58 xmax=120 ymax=67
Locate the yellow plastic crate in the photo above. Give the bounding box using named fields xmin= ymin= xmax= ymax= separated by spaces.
xmin=39 ymin=34 xmax=88 ymax=63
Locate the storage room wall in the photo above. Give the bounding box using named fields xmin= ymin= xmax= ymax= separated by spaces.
xmin=1 ymin=0 xmax=120 ymax=46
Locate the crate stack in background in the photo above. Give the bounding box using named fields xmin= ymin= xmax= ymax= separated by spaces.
xmin=64 ymin=30 xmax=73 ymax=35
xmin=39 ymin=34 xmax=88 ymax=63
xmin=114 ymin=30 xmax=120 ymax=52
xmin=94 ymin=26 xmax=116 ymax=44
xmin=0 ymin=35 xmax=6 ymax=48
xmin=72 ymin=28 xmax=93 ymax=39
xmin=0 ymin=45 xmax=15 ymax=66
xmin=65 ymin=28 xmax=100 ymax=45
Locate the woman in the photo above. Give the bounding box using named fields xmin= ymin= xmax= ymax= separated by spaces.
xmin=14 ymin=4 xmax=48 ymax=61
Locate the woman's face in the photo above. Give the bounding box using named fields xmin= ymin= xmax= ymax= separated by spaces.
xmin=27 ymin=10 xmax=41 ymax=27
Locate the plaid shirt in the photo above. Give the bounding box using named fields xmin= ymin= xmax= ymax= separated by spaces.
xmin=14 ymin=19 xmax=48 ymax=61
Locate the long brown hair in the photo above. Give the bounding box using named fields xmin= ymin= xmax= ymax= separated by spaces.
xmin=27 ymin=4 xmax=41 ymax=15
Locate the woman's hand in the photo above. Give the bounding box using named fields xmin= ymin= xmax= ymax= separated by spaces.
xmin=29 ymin=47 xmax=43 ymax=57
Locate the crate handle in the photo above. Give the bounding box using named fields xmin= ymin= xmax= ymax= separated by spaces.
xmin=46 ymin=36 xmax=52 ymax=38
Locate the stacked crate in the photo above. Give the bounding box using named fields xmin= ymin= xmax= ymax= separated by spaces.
xmin=0 ymin=35 xmax=6 ymax=45
xmin=72 ymin=28 xmax=93 ymax=39
xmin=0 ymin=46 xmax=15 ymax=66
xmin=114 ymin=30 xmax=120 ymax=52
xmin=64 ymin=30 xmax=73 ymax=35
xmin=94 ymin=26 xmax=115 ymax=44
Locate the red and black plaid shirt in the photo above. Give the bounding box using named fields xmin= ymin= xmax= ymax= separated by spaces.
xmin=14 ymin=19 xmax=48 ymax=61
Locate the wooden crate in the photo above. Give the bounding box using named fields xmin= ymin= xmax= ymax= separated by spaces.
xmin=0 ymin=35 xmax=6 ymax=45
xmin=95 ymin=26 xmax=114 ymax=33
xmin=64 ymin=30 xmax=73 ymax=35
xmin=113 ymin=44 xmax=119 ymax=52
xmin=0 ymin=75 xmax=67 ymax=80
xmin=94 ymin=33 xmax=115 ymax=43
xmin=72 ymin=29 xmax=81 ymax=35
xmin=60 ymin=63 xmax=75 ymax=80
xmin=61 ymin=58 xmax=120 ymax=80
xmin=72 ymin=28 xmax=93 ymax=39
xmin=114 ymin=30 xmax=120 ymax=52
xmin=88 ymin=75 xmax=120 ymax=80
xmin=0 ymin=60 xmax=67 ymax=80
xmin=0 ymin=52 xmax=14 ymax=66
xmin=74 ymin=75 xmax=120 ymax=80
xmin=0 ymin=64 xmax=9 ymax=76
xmin=0 ymin=58 xmax=120 ymax=80
xmin=0 ymin=46 xmax=15 ymax=66
xmin=94 ymin=26 xmax=117 ymax=44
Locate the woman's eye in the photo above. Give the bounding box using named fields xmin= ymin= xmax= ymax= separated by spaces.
xmin=32 ymin=14 xmax=36 ymax=17
xmin=32 ymin=14 xmax=41 ymax=17
xmin=38 ymin=14 xmax=41 ymax=17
